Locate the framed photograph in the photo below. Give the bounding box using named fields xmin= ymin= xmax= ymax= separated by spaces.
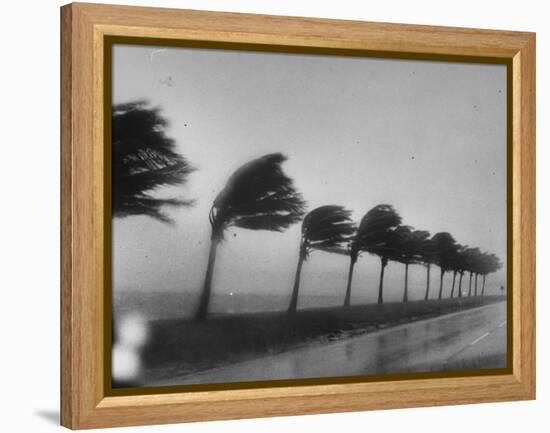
xmin=60 ymin=3 xmax=535 ymax=429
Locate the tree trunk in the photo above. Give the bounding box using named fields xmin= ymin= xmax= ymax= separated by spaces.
xmin=438 ymin=267 xmax=445 ymax=300
xmin=468 ymin=272 xmax=473 ymax=297
xmin=403 ymin=263 xmax=409 ymax=303
xmin=481 ymin=275 xmax=487 ymax=296
xmin=474 ymin=273 xmax=478 ymax=296
xmin=450 ymin=271 xmax=457 ymax=298
xmin=458 ymin=272 xmax=464 ymax=298
xmin=344 ymin=257 xmax=357 ymax=307
xmin=195 ymin=238 xmax=219 ymax=321
xmin=288 ymin=253 xmax=305 ymax=313
xmin=377 ymin=257 xmax=388 ymax=304
xmin=424 ymin=264 xmax=431 ymax=300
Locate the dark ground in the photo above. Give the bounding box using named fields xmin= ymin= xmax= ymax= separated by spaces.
xmin=135 ymin=295 xmax=505 ymax=385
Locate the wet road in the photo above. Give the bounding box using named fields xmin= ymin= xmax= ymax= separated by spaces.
xmin=152 ymin=301 xmax=507 ymax=386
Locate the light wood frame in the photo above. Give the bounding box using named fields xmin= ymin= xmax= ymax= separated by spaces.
xmin=60 ymin=2 xmax=536 ymax=429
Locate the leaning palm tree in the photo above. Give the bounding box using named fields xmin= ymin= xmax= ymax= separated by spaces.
xmin=448 ymin=244 xmax=466 ymax=298
xmin=463 ymin=247 xmax=481 ymax=297
xmin=355 ymin=204 xmax=402 ymax=304
xmin=453 ymin=246 xmax=469 ymax=298
xmin=288 ymin=206 xmax=355 ymax=312
xmin=431 ymin=232 xmax=458 ymax=300
xmin=343 ymin=241 xmax=358 ymax=307
xmin=392 ymin=226 xmax=430 ymax=302
xmin=472 ymin=250 xmax=484 ymax=296
xmin=112 ymin=100 xmax=195 ymax=223
xmin=420 ymin=236 xmax=436 ymax=300
xmin=478 ymin=253 xmax=488 ymax=295
xmin=343 ymin=219 xmax=367 ymax=308
xmin=195 ymin=153 xmax=306 ymax=320
xmin=480 ymin=253 xmax=502 ymax=295
xmin=457 ymin=269 xmax=466 ymax=298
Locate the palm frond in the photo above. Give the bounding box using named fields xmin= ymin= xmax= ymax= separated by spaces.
xmin=300 ymin=205 xmax=356 ymax=257
xmin=313 ymin=245 xmax=351 ymax=256
xmin=210 ymin=153 xmax=306 ymax=240
xmin=231 ymin=213 xmax=303 ymax=232
xmin=112 ymin=100 xmax=195 ymax=223
xmin=459 ymin=248 xmax=501 ymax=275
xmin=351 ymin=204 xmax=402 ymax=258
xmin=114 ymin=195 xmax=194 ymax=224
xmin=431 ymin=232 xmax=459 ymax=271
xmin=390 ymin=226 xmax=431 ymax=264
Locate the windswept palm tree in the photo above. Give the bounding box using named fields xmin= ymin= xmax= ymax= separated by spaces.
xmin=468 ymin=270 xmax=474 ymax=296
xmin=196 ymin=153 xmax=306 ymax=320
xmin=343 ymin=220 xmax=368 ymax=308
xmin=463 ymin=247 xmax=481 ymax=297
xmin=112 ymin=100 xmax=195 ymax=223
xmin=472 ymin=251 xmax=485 ymax=296
xmin=420 ymin=236 xmax=436 ymax=300
xmin=457 ymin=269 xmax=466 ymax=298
xmin=392 ymin=226 xmax=430 ymax=302
xmin=448 ymin=244 xmax=466 ymax=298
xmin=288 ymin=206 xmax=355 ymax=312
xmin=343 ymin=240 xmax=358 ymax=308
xmin=431 ymin=232 xmax=458 ymax=300
xmin=480 ymin=253 xmax=502 ymax=295
xmin=355 ymin=204 xmax=402 ymax=304
xmin=453 ymin=246 xmax=469 ymax=298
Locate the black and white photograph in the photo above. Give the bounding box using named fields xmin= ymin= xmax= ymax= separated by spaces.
xmin=110 ymin=43 xmax=507 ymax=388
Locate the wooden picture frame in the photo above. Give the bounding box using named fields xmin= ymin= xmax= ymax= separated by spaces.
xmin=60 ymin=2 xmax=535 ymax=429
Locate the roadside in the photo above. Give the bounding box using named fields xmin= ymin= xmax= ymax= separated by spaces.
xmin=147 ymin=300 xmax=506 ymax=386
xmin=134 ymin=295 xmax=506 ymax=386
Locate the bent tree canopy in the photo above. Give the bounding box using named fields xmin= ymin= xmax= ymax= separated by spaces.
xmin=112 ymin=100 xmax=195 ymax=223
xmin=288 ymin=205 xmax=356 ymax=312
xmin=420 ymin=235 xmax=437 ymax=300
xmin=392 ymin=226 xmax=430 ymax=302
xmin=209 ymin=153 xmax=306 ymax=241
xmin=431 ymin=232 xmax=459 ymax=299
xmin=356 ymin=204 xmax=402 ymax=304
xmin=196 ymin=153 xmax=307 ymax=320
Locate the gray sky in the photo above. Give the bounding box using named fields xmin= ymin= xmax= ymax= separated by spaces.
xmin=112 ymin=44 xmax=507 ymax=305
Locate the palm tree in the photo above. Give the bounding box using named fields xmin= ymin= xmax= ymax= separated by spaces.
xmin=195 ymin=153 xmax=306 ymax=320
xmin=343 ymin=243 xmax=359 ymax=307
xmin=449 ymin=270 xmax=458 ymax=298
xmin=112 ymin=100 xmax=195 ymax=223
xmin=457 ymin=269 xmax=466 ymax=298
xmin=431 ymin=232 xmax=458 ymax=300
xmin=463 ymin=247 xmax=481 ymax=297
xmin=480 ymin=253 xmax=502 ymax=295
xmin=420 ymin=236 xmax=436 ymax=300
xmin=343 ymin=224 xmax=364 ymax=308
xmin=392 ymin=226 xmax=430 ymax=302
xmin=354 ymin=204 xmax=402 ymax=304
xmin=471 ymin=249 xmax=484 ymax=296
xmin=449 ymin=244 xmax=466 ymax=298
xmin=453 ymin=246 xmax=469 ymax=298
xmin=288 ymin=206 xmax=355 ymax=312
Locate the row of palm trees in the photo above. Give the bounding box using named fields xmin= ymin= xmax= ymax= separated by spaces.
xmin=111 ymin=102 xmax=502 ymax=321
xmin=195 ymin=152 xmax=502 ymax=320
xmin=290 ymin=203 xmax=502 ymax=314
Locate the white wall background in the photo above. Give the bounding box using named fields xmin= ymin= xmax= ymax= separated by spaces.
xmin=0 ymin=0 xmax=545 ymax=431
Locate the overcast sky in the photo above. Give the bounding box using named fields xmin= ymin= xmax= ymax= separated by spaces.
xmin=112 ymin=44 xmax=507 ymax=306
